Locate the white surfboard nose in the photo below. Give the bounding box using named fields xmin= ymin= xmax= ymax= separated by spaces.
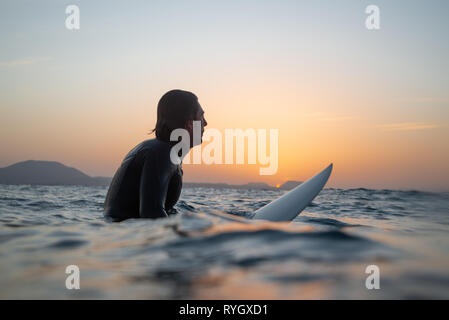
xmin=253 ymin=163 xmax=333 ymax=222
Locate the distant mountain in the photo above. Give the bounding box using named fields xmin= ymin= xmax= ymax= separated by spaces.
xmin=0 ymin=160 xmax=298 ymax=190
xmin=0 ymin=160 xmax=111 ymax=186
xmin=279 ymin=180 xmax=303 ymax=190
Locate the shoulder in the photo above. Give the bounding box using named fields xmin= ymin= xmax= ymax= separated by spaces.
xmin=139 ymin=139 xmax=178 ymax=169
xmin=139 ymin=138 xmax=170 ymax=156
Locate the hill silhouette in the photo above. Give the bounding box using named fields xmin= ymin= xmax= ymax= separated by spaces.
xmin=279 ymin=180 xmax=303 ymax=190
xmin=0 ymin=160 xmax=299 ymax=190
xmin=0 ymin=160 xmax=111 ymax=186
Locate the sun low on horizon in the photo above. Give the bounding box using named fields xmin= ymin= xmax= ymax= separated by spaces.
xmin=1 ymin=1 xmax=448 ymax=191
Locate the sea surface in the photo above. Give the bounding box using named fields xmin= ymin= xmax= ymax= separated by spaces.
xmin=0 ymin=184 xmax=448 ymax=299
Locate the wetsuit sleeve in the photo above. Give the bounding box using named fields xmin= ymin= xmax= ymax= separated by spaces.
xmin=139 ymin=152 xmax=174 ymax=219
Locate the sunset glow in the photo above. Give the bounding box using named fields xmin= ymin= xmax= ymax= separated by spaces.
xmin=1 ymin=1 xmax=448 ymax=191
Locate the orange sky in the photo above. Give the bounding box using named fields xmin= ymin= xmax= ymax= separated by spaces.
xmin=1 ymin=81 xmax=447 ymax=191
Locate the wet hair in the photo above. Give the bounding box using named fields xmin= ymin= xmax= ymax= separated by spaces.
xmin=151 ymin=89 xmax=200 ymax=142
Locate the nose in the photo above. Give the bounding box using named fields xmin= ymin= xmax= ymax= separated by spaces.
xmin=203 ymin=117 xmax=208 ymax=127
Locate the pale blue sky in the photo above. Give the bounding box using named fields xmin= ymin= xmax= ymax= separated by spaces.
xmin=1 ymin=0 xmax=448 ymax=114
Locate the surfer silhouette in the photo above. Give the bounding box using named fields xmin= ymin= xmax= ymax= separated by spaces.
xmin=104 ymin=89 xmax=207 ymax=221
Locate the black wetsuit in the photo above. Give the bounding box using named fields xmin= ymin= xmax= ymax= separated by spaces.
xmin=104 ymin=138 xmax=182 ymax=221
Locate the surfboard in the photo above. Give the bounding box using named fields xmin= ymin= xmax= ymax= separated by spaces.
xmin=252 ymin=163 xmax=333 ymax=222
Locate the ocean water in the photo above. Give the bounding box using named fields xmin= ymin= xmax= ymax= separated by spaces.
xmin=0 ymin=184 xmax=448 ymax=299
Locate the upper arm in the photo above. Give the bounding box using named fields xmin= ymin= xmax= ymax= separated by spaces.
xmin=139 ymin=152 xmax=174 ymax=219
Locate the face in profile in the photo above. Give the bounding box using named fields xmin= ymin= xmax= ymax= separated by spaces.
xmin=186 ymin=103 xmax=207 ymax=147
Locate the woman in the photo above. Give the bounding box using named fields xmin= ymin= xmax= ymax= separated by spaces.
xmin=104 ymin=89 xmax=207 ymax=221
